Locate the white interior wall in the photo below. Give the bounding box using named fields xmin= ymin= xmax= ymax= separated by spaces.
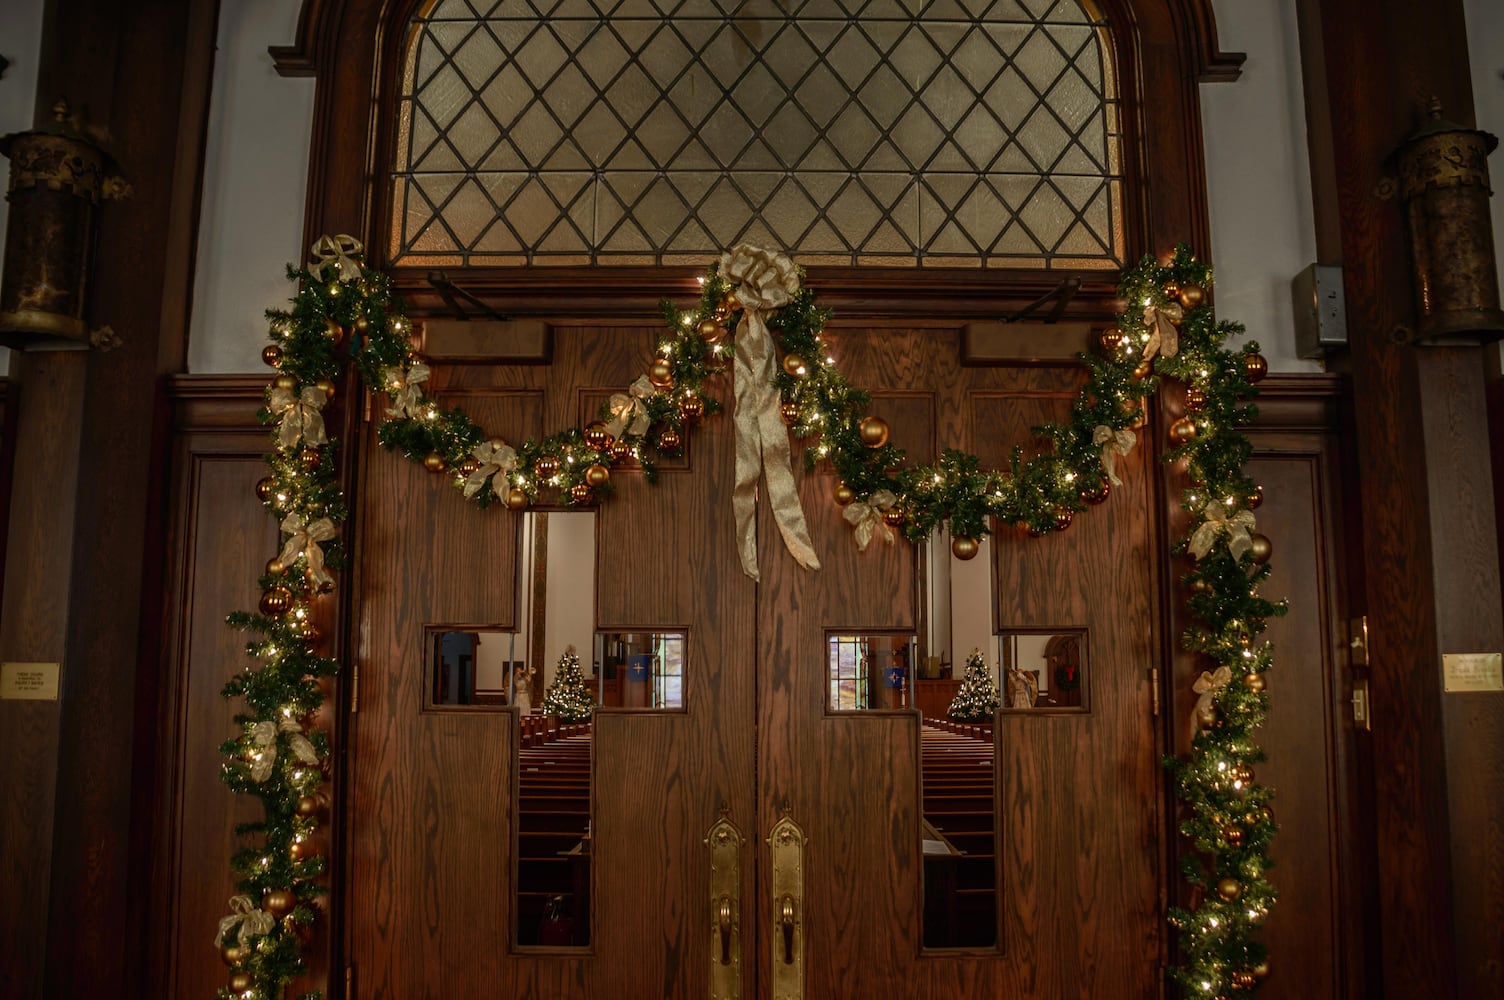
xmin=1200 ymin=0 xmax=1322 ymax=374
xmin=0 ymin=0 xmax=49 ymax=379
xmin=542 ymin=512 xmax=596 ymax=685
xmin=949 ymin=532 xmax=995 ymax=673
xmin=187 ymin=0 xmax=314 ymax=373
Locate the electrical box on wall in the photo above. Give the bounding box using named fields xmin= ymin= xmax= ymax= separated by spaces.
xmin=1292 ymin=264 xmax=1348 ymax=358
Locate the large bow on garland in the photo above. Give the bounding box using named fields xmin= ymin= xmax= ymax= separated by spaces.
xmin=383 ymin=363 xmax=430 ymax=419
xmin=246 ymin=718 xmax=319 ymax=783
xmin=308 ymin=234 xmax=365 ymax=283
xmin=269 ymin=384 xmax=328 ymax=450
xmin=463 ymin=439 xmax=518 ymax=499
xmin=1093 ymin=424 xmax=1136 ymax=486
xmin=1142 ymin=299 xmax=1182 ymax=362
xmin=1190 ymin=665 xmax=1232 ymax=741
xmin=1189 ymin=503 xmax=1256 ymax=561
xmin=606 ymin=375 xmax=655 ymax=439
xmin=722 ymin=245 xmax=821 ymax=580
xmin=278 ymin=513 xmax=337 ymax=590
xmin=215 ymin=894 xmax=276 ymax=949
xmin=843 ymin=489 xmax=897 ymax=551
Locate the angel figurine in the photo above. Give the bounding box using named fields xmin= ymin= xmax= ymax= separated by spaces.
xmin=512 ymin=663 xmax=535 ymax=713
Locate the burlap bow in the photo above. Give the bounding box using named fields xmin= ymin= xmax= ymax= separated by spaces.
xmin=1189 ymin=503 xmax=1256 ymax=560
xmin=1093 ymin=424 xmax=1136 ymax=486
xmin=463 ymin=439 xmax=518 ymax=499
xmin=246 ymin=717 xmax=319 ymax=783
xmin=1191 ymin=665 xmax=1232 ymax=741
xmin=215 ymin=894 xmax=276 ymax=949
xmin=278 ymin=513 xmax=337 ymax=589
xmin=1142 ymin=301 xmax=1180 ymax=362
xmin=606 ymin=375 xmax=655 ymax=439
xmin=721 ymin=244 xmax=820 ymax=580
xmin=843 ymin=489 xmax=897 ymax=551
xmin=383 ymin=363 xmax=430 ymax=419
xmin=308 ymin=233 xmax=365 ymax=283
xmin=268 ymin=384 xmax=328 ymax=450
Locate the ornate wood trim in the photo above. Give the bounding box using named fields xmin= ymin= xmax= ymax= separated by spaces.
xmin=1169 ymin=0 xmax=1247 ymax=83
xmin=269 ymin=0 xmax=335 ymax=78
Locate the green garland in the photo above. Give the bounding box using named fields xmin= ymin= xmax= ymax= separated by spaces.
xmin=215 ymin=240 xmax=1278 ymax=998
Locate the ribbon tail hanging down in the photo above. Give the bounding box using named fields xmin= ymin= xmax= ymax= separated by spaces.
xmin=731 ymin=308 xmax=821 ymax=581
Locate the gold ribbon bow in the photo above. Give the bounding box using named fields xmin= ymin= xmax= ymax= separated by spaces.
xmin=1190 ymin=666 xmax=1233 ymax=740
xmin=308 ymin=233 xmax=365 ymax=283
xmin=1189 ymin=503 xmax=1256 ymax=560
xmin=721 ymin=244 xmax=820 ymax=580
xmin=246 ymin=717 xmax=319 ymax=783
xmin=383 ymin=363 xmax=430 ymax=420
xmin=463 ymin=439 xmax=518 ymax=499
xmin=1093 ymin=424 xmax=1136 ymax=486
xmin=1142 ymin=301 xmax=1180 ymax=362
xmin=278 ymin=513 xmax=337 ymax=589
xmin=606 ymin=375 xmax=655 ymax=439
xmin=268 ymin=384 xmax=328 ymax=450
xmin=843 ymin=489 xmax=897 ymax=551
xmin=215 ymin=894 xmax=276 ymax=949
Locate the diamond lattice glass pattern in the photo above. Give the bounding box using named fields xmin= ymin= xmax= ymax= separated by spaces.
xmin=391 ymin=0 xmax=1123 ymax=268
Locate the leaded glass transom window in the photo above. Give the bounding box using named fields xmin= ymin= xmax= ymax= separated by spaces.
xmin=390 ymin=0 xmax=1124 ymax=268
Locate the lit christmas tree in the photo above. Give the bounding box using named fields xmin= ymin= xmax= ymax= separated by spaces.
xmin=947 ymin=647 xmax=1000 ymax=721
xmin=541 ymin=645 xmax=595 ymax=721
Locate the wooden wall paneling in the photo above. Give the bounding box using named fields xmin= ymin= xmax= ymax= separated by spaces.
xmin=0 ymin=381 xmax=15 ymax=621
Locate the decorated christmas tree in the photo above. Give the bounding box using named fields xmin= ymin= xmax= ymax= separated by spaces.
xmin=541 ymin=645 xmax=595 ymax=721
xmin=947 ymin=648 xmax=1001 ymax=721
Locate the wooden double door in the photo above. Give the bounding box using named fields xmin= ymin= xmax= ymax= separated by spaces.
xmin=347 ymin=318 xmax=1162 ymax=997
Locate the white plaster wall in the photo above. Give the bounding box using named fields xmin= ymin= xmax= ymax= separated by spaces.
xmin=949 ymin=532 xmax=995 ymax=673
xmin=542 ymin=512 xmax=596 ymax=684
xmin=187 ymin=0 xmax=314 ymax=373
xmin=1201 ymin=0 xmax=1322 ymax=373
xmin=1465 ymin=0 xmax=1504 ymax=323
xmin=0 ymin=0 xmax=49 ymax=379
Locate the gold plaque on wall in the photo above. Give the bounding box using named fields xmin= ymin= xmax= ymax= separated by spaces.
xmin=1442 ymin=652 xmax=1504 ymax=693
xmin=1 ymin=661 xmax=61 ymax=700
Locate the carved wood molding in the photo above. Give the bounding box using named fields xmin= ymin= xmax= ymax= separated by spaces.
xmin=1170 ymin=0 xmax=1248 ymax=83
xmin=168 ymin=374 xmax=269 ymax=433
xmin=269 ymin=0 xmax=335 ymax=78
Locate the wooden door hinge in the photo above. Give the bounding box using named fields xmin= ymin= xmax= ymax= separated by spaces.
xmin=345 ymin=962 xmax=355 ymax=997
xmin=1150 ymin=667 xmax=1161 ymax=717
xmin=350 ymin=661 xmax=359 ymax=714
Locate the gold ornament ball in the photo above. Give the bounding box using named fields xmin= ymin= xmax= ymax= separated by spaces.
xmin=658 ymin=427 xmax=682 ymax=452
xmin=1160 ymin=300 xmax=1185 ymax=325
xmin=457 ymin=458 xmax=481 ymax=477
xmin=1223 ymin=824 xmax=1244 ymax=847
xmin=1244 ymin=352 xmax=1269 ymax=383
xmin=1081 ymin=479 xmax=1110 ymax=505
xmin=315 ymin=379 xmax=336 ymax=400
xmin=570 ymin=482 xmax=593 ymax=504
xmin=782 ymin=353 xmax=807 ymax=377
xmin=505 ymin=488 xmax=529 ymax=511
xmin=274 ymin=374 xmax=298 ymax=392
xmin=1216 ymin=877 xmax=1242 ymax=901
xmin=585 ymin=463 xmax=610 ymax=488
xmin=265 ymin=558 xmax=286 ymax=577
xmin=1185 ymin=386 xmax=1207 ymax=412
xmin=229 ymin=970 xmax=254 ymax=992
xmin=1247 ymin=485 xmax=1264 ymax=510
xmin=221 ymin=943 xmax=248 ymax=966
xmin=882 ymin=508 xmax=904 ymax=527
xmin=1231 ymin=971 xmax=1256 ymax=989
xmin=324 ymin=317 xmax=344 ymax=345
xmin=1196 ymin=705 xmax=1218 ymax=729
xmin=300 ymin=448 xmax=321 ymax=472
xmin=1248 ymin=533 xmax=1272 ymax=564
xmin=1099 ymin=328 xmax=1126 ymax=351
xmin=1178 ymin=283 xmax=1206 ymax=309
xmin=1053 ymin=507 xmax=1073 ymax=531
xmin=296 ymin=795 xmax=320 ymax=817
xmin=262 ymin=344 xmax=284 ymax=368
xmin=678 ymin=395 xmax=705 ymax=420
xmin=610 ymin=440 xmax=633 ymax=462
xmin=294 ymin=617 xmax=320 ymax=642
xmin=259 ymin=587 xmax=293 ymax=617
xmin=263 ymin=888 xmax=296 ymax=916
xmin=648 ymin=357 xmax=675 ymax=388
xmin=354 ymin=315 xmax=370 ymax=333
xmin=583 ymin=421 xmax=611 ymax=449
xmin=289 ymin=839 xmax=310 ymax=861
xmin=1234 ymin=765 xmax=1255 ymax=784
xmin=535 ymin=455 xmax=560 ymax=479
xmin=697 ymin=317 xmax=724 ymax=342
xmin=1132 ymin=357 xmax=1153 ymax=380
xmin=951 ymin=536 xmax=980 ymax=561
xmin=781 ymin=402 xmax=800 ymax=425
xmin=858 ymin=416 xmax=890 ymax=448
xmin=423 ymin=452 xmax=446 ymax=473
xmin=1243 ymin=673 xmax=1266 ymax=695
xmin=829 ymin=482 xmax=855 ymax=507
xmin=1169 ymin=416 xmax=1198 ymax=445
xmin=255 ymin=477 xmax=276 ymax=502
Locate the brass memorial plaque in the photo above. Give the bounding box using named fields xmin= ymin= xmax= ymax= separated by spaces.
xmin=1 ymin=661 xmax=61 ymax=701
xmin=1442 ymin=652 xmax=1504 ymax=693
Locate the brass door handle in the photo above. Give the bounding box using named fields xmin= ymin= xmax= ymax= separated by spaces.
xmin=707 ymin=814 xmax=743 ymax=999
xmin=779 ymin=895 xmax=796 ymax=964
xmin=767 ymin=812 xmax=805 ymax=996
xmin=718 ymin=895 xmax=734 ymax=966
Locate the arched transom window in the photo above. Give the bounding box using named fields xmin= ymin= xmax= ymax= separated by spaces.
xmin=390 ymin=0 xmax=1124 ymax=269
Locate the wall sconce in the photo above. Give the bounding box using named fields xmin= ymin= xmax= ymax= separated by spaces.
xmin=0 ymin=99 xmax=129 ymax=351
xmin=1390 ymin=99 xmax=1504 ymax=344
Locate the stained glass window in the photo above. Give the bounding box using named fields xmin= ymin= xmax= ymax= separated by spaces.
xmin=390 ymin=0 xmax=1124 ymax=268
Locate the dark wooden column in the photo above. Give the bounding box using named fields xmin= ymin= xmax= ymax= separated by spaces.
xmin=0 ymin=1 xmax=219 ymax=997
xmin=1298 ymin=1 xmax=1504 ymax=997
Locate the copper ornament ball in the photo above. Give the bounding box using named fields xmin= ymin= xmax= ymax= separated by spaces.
xmin=535 ymin=455 xmax=559 ymax=479
xmin=648 ymin=357 xmax=675 ymax=388
xmin=1247 ymin=485 xmax=1264 ymax=510
xmin=256 ymin=477 xmax=276 ymax=502
xmin=1163 ymin=279 xmax=1181 ymax=299
xmin=1178 ymin=283 xmax=1206 ymax=308
xmin=610 ymin=440 xmax=633 ymax=462
xmin=882 ymin=508 xmax=903 ymax=527
xmin=505 ymin=488 xmax=529 ymax=510
xmin=833 ymin=482 xmax=855 ymax=506
xmin=259 ymin=587 xmax=293 ymax=617
xmin=300 ymin=448 xmax=321 ymax=472
xmin=1184 ymin=386 xmax=1207 ymax=412
xmin=858 ymin=415 xmax=890 ymax=448
xmin=678 ymin=395 xmax=705 ymax=420
xmin=585 ymin=463 xmax=610 ymax=487
xmin=1244 ymin=352 xmax=1269 ymax=383
xmin=781 ymin=402 xmax=800 ymax=425
xmin=1081 ymin=479 xmax=1110 ymax=505
xmin=1053 ymin=507 xmax=1073 ymax=531
xmin=1245 ymin=672 xmax=1266 ymax=694
xmin=1132 ymin=357 xmax=1153 ymax=380
xmin=289 ymin=839 xmax=310 ymax=861
xmin=457 ymin=458 xmax=481 ymax=477
xmin=658 ymin=427 xmax=682 ymax=452
xmin=1216 ymin=877 xmax=1242 ymax=901
xmin=423 ymin=452 xmax=446 ymax=473
xmin=951 ymin=536 xmax=980 ymax=560
xmin=1223 ymin=824 xmax=1244 ymax=847
xmin=570 ymin=482 xmax=592 ymax=504
xmin=583 ymin=421 xmax=611 ymax=449
xmin=262 ymin=344 xmax=284 ymax=368
xmin=1231 ymin=971 xmax=1256 ymax=989
xmin=782 ymin=353 xmax=807 ymax=377
xmin=324 ymin=317 xmax=344 ymax=345
xmin=1099 ymin=327 xmax=1126 ymax=351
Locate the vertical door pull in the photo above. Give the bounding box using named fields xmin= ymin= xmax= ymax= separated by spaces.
xmin=779 ymin=895 xmax=796 ymax=964
xmin=767 ymin=812 xmax=806 ymax=999
xmin=706 ymin=813 xmax=744 ymax=1000
xmin=718 ymin=895 xmax=734 ymax=965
